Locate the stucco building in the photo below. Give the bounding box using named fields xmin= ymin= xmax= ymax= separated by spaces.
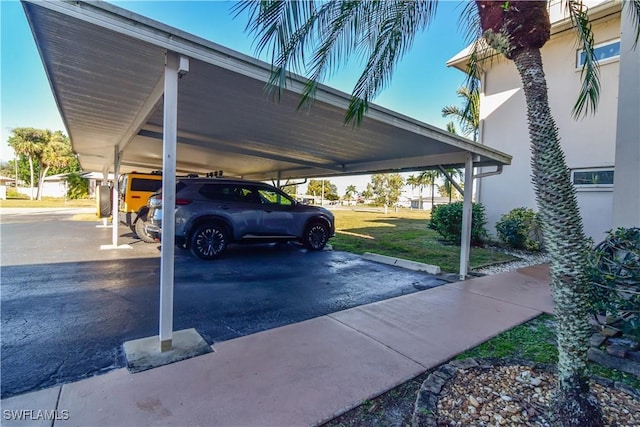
xmin=448 ymin=0 xmax=639 ymax=242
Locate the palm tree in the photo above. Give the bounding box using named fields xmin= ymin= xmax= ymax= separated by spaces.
xmin=406 ymin=174 xmax=424 ymax=209
xmin=418 ymin=170 xmax=439 ymax=209
xmin=238 ymin=1 xmax=640 ymax=424
xmin=438 ymin=167 xmax=462 ymax=203
xmin=37 ymin=131 xmax=73 ymax=200
xmin=8 ymin=127 xmax=47 ymax=200
xmin=361 ymin=183 xmax=374 ymax=203
xmin=442 ymin=86 xmax=480 ymax=142
xmin=344 ymin=184 xmax=357 ymax=205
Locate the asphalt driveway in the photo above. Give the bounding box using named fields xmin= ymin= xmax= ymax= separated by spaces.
xmin=0 ymin=209 xmax=446 ymax=398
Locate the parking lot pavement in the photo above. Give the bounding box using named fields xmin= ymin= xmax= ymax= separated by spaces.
xmin=0 ymin=211 xmax=447 ymax=398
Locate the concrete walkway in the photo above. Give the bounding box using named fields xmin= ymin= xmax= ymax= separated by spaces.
xmin=1 ymin=264 xmax=553 ymax=427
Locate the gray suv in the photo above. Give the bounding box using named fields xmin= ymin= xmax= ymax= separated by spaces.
xmin=145 ymin=178 xmax=335 ymax=259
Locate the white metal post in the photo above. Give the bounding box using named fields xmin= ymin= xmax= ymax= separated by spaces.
xmin=111 ymin=145 xmax=120 ymax=247
xmin=459 ymin=153 xmax=474 ymax=280
xmin=159 ymin=52 xmax=179 ymax=352
xmin=101 ymin=167 xmax=109 ymax=227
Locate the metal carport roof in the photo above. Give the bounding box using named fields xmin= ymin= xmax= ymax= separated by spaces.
xmin=22 ymin=0 xmax=510 ymax=181
xmin=22 ymin=0 xmax=512 ymax=353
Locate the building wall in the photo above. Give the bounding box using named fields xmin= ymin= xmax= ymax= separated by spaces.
xmin=612 ymin=8 xmax=640 ymax=228
xmin=477 ymin=16 xmax=621 ymax=242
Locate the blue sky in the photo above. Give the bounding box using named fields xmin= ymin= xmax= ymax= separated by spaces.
xmin=1 ymin=0 xmax=471 ymax=190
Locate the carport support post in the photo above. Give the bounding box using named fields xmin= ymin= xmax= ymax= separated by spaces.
xmin=111 ymin=145 xmax=120 ymax=247
xmin=459 ymin=153 xmax=474 ymax=280
xmin=159 ymin=52 xmax=180 ymax=352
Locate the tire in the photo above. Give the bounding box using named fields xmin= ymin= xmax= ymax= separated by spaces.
xmin=98 ymin=185 xmax=111 ymax=218
xmin=135 ymin=218 xmax=157 ymax=243
xmin=303 ymin=222 xmax=329 ymax=251
xmin=189 ymin=223 xmax=229 ymax=260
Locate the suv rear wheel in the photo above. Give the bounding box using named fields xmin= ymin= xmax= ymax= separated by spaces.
xmin=303 ymin=222 xmax=329 ymax=251
xmin=190 ymin=223 xmax=229 ymax=260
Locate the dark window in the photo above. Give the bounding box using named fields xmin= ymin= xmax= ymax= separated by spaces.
xmin=199 ymin=184 xmax=234 ymax=201
xmin=235 ymin=186 xmax=261 ymax=204
xmin=130 ymin=178 xmax=163 ymax=192
xmin=572 ymin=169 xmax=614 ymax=186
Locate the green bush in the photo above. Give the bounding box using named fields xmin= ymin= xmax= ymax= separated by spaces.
xmin=66 ymin=173 xmax=89 ymax=199
xmin=495 ymin=207 xmax=543 ymax=251
xmin=429 ymin=201 xmax=487 ymax=245
xmin=587 ymin=227 xmax=640 ymax=339
xmin=6 ymin=188 xmax=29 ymax=199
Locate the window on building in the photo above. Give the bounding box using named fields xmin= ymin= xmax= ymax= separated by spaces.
xmin=577 ymin=39 xmax=620 ymax=67
xmin=571 ymin=168 xmax=614 ymax=189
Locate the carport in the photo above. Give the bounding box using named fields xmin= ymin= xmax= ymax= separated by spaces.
xmin=23 ymin=0 xmax=511 ymax=352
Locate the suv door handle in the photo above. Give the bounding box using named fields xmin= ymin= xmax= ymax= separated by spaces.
xmin=219 ymin=205 xmax=229 ymax=210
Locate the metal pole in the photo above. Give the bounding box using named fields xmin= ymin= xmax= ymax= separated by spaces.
xmin=111 ymin=145 xmax=120 ymax=247
xmin=459 ymin=153 xmax=474 ymax=280
xmin=159 ymin=52 xmax=179 ymax=352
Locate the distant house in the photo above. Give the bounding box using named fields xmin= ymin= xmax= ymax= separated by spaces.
xmin=409 ymin=196 xmax=450 ymax=211
xmin=81 ymin=172 xmax=114 ymax=199
xmin=447 ymin=0 xmax=639 ymax=242
xmin=42 ymin=174 xmax=68 ymax=198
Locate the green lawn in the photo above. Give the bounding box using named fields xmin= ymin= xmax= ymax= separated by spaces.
xmin=331 ymin=208 xmax=516 ymax=273
xmin=0 ymin=200 xmax=517 ymax=273
xmin=0 ymin=198 xmax=95 ymax=208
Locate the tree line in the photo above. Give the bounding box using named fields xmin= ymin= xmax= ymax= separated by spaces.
xmin=5 ymin=127 xmax=87 ymax=200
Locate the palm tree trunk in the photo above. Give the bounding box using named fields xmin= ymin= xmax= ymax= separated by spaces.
xmin=512 ymin=47 xmax=602 ymax=426
xmin=37 ymin=166 xmax=50 ymax=201
xmin=28 ymin=156 xmax=35 ymax=201
xmin=431 ymin=183 xmax=435 ymax=208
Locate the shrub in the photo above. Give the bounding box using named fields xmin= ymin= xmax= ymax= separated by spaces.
xmin=495 ymin=207 xmax=543 ymax=251
xmin=587 ymin=227 xmax=640 ymax=339
xmin=66 ymin=173 xmax=89 ymax=199
xmin=429 ymin=201 xmax=487 ymax=245
xmin=6 ymin=188 xmax=29 ymax=199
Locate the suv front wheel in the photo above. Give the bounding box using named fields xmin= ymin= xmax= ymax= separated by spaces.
xmin=302 ymin=222 xmax=329 ymax=251
xmin=190 ymin=223 xmax=229 ymax=260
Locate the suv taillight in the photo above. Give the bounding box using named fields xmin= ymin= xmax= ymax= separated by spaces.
xmin=176 ymin=199 xmax=192 ymax=206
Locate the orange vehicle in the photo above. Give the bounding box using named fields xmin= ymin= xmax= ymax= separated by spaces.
xmin=117 ymin=171 xmax=163 ymax=242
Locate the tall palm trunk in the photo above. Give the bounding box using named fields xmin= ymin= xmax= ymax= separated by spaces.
xmin=512 ymin=47 xmax=602 ymax=426
xmin=28 ymin=156 xmax=35 ymax=200
xmin=430 ymin=182 xmax=434 ymax=208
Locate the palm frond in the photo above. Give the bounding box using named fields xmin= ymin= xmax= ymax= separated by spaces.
xmin=442 ymin=105 xmax=465 ymax=119
xmin=446 ymin=121 xmax=457 ymax=134
xmin=458 ymin=0 xmax=481 ymax=46
xmin=236 ymin=0 xmax=438 ymax=126
xmin=567 ymin=0 xmax=600 ymax=119
xmin=624 ymin=0 xmax=640 ymax=48
xmin=347 ymin=1 xmax=438 ymax=125
xmin=234 ymin=1 xmax=320 ymax=100
xmin=299 ymin=1 xmax=378 ymax=110
xmin=460 ymin=4 xmax=487 ymax=142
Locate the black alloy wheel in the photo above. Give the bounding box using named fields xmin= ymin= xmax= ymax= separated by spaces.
xmin=303 ymin=222 xmax=329 ymax=250
xmin=190 ymin=223 xmax=229 ymax=259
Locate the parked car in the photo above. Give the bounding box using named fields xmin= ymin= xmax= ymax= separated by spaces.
xmin=116 ymin=171 xmax=163 ymax=243
xmin=145 ymin=178 xmax=335 ymax=259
